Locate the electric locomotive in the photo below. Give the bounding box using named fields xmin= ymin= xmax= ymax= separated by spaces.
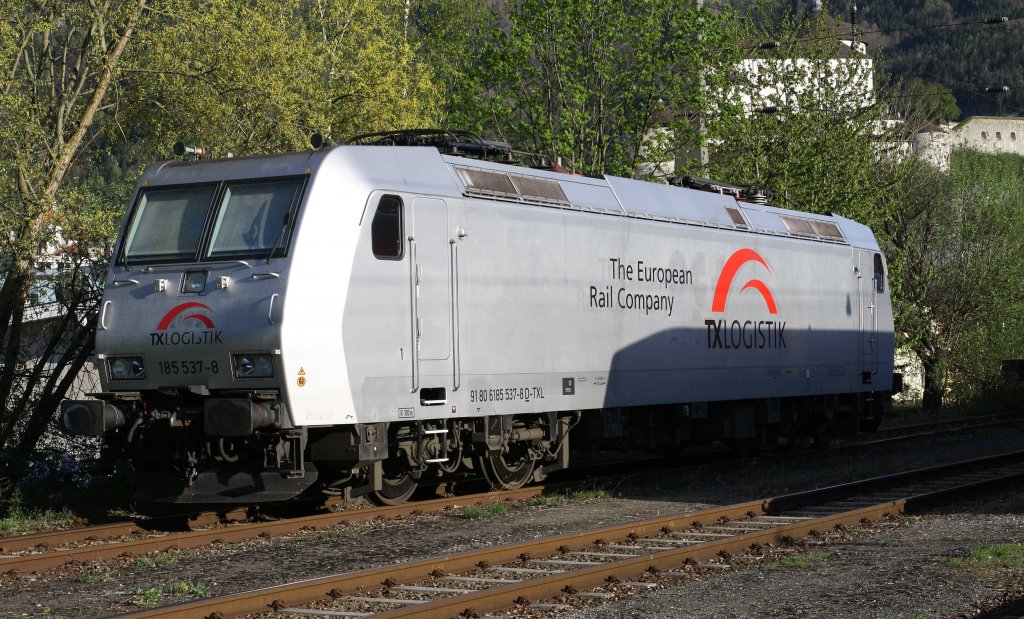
xmin=61 ymin=131 xmax=896 ymax=505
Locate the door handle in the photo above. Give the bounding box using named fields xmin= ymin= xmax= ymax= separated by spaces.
xmin=268 ymin=293 xmax=279 ymax=325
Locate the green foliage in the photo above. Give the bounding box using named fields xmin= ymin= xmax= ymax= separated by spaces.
xmin=528 ymin=496 xmax=565 ymax=507
xmin=856 ymin=0 xmax=1023 ymax=117
xmin=78 ymin=568 xmax=119 ymax=584
xmin=170 ymin=580 xmax=209 ymax=598
xmin=762 ymin=550 xmax=829 ymax=570
xmin=570 ymin=489 xmax=610 ymax=502
xmin=128 ymin=0 xmax=440 ymax=153
xmin=886 ymin=150 xmax=1024 ymax=408
xmin=939 ymin=544 xmax=1024 ymax=570
xmin=460 ymin=502 xmax=509 ymax=519
xmin=0 ymin=487 xmax=79 ymax=535
xmin=450 ymin=0 xmax=741 ymax=177
xmin=895 ymin=78 xmax=961 ymax=125
xmin=135 ymin=551 xmax=178 ymax=569
xmin=131 ymin=587 xmax=163 ymax=609
xmin=528 ymin=489 xmax=610 ymax=507
xmin=705 ymin=3 xmax=908 ymax=227
xmin=0 ymin=0 xmax=444 ymax=468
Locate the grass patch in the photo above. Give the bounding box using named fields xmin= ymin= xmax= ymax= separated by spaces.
xmin=460 ymin=503 xmax=509 ymax=519
xmin=939 ymin=544 xmax=1024 ymax=570
xmin=132 ymin=587 xmax=163 ymax=608
xmin=762 ymin=551 xmax=829 ymax=571
xmin=0 ymin=462 xmax=138 ymax=535
xmin=135 ymin=551 xmax=178 ymax=569
xmin=570 ymin=489 xmax=609 ymax=502
xmin=528 ymin=489 xmax=610 ymax=508
xmin=79 ymin=568 xmax=118 ymax=584
xmin=528 ymin=496 xmax=567 ymax=507
xmin=0 ymin=505 xmax=78 ymax=535
xmin=171 ymin=580 xmax=209 ymax=598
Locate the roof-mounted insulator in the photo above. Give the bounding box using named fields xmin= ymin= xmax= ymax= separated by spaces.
xmin=344 ymin=129 xmax=562 ymax=172
xmin=670 ymin=174 xmax=745 ymax=198
xmin=741 ymin=186 xmax=773 ymax=205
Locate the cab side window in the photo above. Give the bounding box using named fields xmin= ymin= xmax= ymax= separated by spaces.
xmin=371 ymin=195 xmax=404 ymax=259
xmin=873 ymin=253 xmax=885 ymax=293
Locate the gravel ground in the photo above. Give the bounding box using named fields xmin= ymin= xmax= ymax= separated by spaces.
xmin=2 ymin=423 xmax=1024 ymax=618
xmin=559 ymin=495 xmax=1024 ymax=619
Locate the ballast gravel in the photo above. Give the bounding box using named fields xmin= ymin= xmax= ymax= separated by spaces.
xmin=1 ymin=422 xmax=1024 ymax=618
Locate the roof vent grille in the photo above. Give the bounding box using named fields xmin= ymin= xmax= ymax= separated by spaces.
xmin=509 ymin=174 xmax=568 ymax=202
xmin=455 ymin=167 xmax=517 ymax=196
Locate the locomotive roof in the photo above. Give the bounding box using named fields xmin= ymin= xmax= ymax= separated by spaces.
xmin=139 ymin=145 xmax=881 ymax=252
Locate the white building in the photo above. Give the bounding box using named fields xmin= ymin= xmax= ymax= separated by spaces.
xmin=912 ymin=116 xmax=1024 ymax=171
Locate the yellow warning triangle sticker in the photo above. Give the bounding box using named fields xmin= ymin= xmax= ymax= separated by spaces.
xmin=298 ymin=367 xmax=306 ymax=375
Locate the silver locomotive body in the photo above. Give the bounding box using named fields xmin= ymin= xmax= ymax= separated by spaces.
xmin=62 ymin=144 xmax=895 ymax=504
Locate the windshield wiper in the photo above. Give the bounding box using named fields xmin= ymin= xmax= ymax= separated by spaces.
xmin=266 ymin=212 xmax=291 ymax=264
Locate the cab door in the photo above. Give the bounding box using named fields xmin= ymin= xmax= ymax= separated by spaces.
xmin=411 ymin=197 xmax=451 ymax=362
xmin=857 ymin=250 xmax=881 ymax=380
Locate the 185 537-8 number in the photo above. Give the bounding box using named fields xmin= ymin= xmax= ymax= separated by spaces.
xmin=157 ymin=360 xmax=219 ymax=375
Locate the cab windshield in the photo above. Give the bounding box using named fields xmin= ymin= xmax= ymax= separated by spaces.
xmin=122 ymin=185 xmax=217 ymax=264
xmin=207 ymin=179 xmax=304 ymax=259
xmin=121 ymin=177 xmax=304 ymax=265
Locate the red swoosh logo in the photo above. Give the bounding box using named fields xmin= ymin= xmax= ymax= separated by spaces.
xmin=712 ymin=249 xmax=778 ymax=314
xmin=157 ymin=302 xmax=214 ymax=330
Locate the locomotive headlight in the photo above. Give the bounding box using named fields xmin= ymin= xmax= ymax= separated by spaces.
xmin=232 ymin=353 xmax=274 ymax=378
xmin=108 ymin=356 xmax=146 ymax=380
xmin=182 ymin=270 xmax=207 ymax=294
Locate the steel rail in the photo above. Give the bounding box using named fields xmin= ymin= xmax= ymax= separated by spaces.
xmin=107 ymin=450 xmax=1024 ymax=619
xmin=0 ymin=520 xmax=146 ymax=553
xmin=106 ymin=499 xmax=768 ymax=619
xmin=3 ymin=416 xmax=1020 ymax=574
xmin=0 ymin=507 xmax=257 ymax=554
xmin=0 ymin=486 xmax=549 ymax=574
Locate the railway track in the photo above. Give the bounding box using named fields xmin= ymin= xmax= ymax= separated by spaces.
xmin=1 ymin=411 xmax=1020 ymax=576
xmin=105 ymin=450 xmax=1024 ymax=618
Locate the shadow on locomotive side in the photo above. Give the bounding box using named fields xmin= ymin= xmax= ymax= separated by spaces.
xmin=593 ymin=323 xmax=894 ymax=457
xmin=58 ymin=130 xmax=897 ymax=507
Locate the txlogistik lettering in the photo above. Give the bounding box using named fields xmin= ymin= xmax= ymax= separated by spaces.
xmin=705 ymin=319 xmax=787 ymax=350
xmin=150 ymin=330 xmax=223 ymax=346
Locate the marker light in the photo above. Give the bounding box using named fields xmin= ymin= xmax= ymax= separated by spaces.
xmin=233 ymin=353 xmax=275 ymax=378
xmin=182 ymin=271 xmax=207 ymax=294
xmin=108 ymin=356 xmax=146 ymax=380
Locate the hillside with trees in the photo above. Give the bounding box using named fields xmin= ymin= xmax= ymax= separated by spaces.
xmin=800 ymin=0 xmax=1023 ymax=118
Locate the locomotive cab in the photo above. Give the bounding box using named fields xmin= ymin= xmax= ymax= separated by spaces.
xmin=62 ymin=151 xmax=349 ymax=503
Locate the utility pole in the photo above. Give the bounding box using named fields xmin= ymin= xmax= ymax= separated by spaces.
xmin=688 ymin=0 xmax=709 ymax=171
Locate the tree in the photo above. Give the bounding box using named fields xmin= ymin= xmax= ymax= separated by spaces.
xmin=448 ymin=0 xmax=741 ymax=178
xmin=893 ymin=78 xmax=960 ymax=125
xmin=704 ymin=6 xmax=910 ymax=227
xmin=0 ymin=0 xmax=148 ymax=469
xmin=886 ymin=150 xmax=1024 ymax=409
xmin=1 ymin=0 xmax=441 ymax=472
xmin=123 ymin=0 xmax=441 ymax=153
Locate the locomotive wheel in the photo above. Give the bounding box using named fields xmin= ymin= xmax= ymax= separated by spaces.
xmin=753 ymin=424 xmax=779 ymax=457
xmin=860 ymin=416 xmax=882 ymax=432
xmin=370 ymin=459 xmax=421 ymax=506
xmin=812 ymin=419 xmax=836 ymax=450
xmin=476 ymin=449 xmax=536 ymax=491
